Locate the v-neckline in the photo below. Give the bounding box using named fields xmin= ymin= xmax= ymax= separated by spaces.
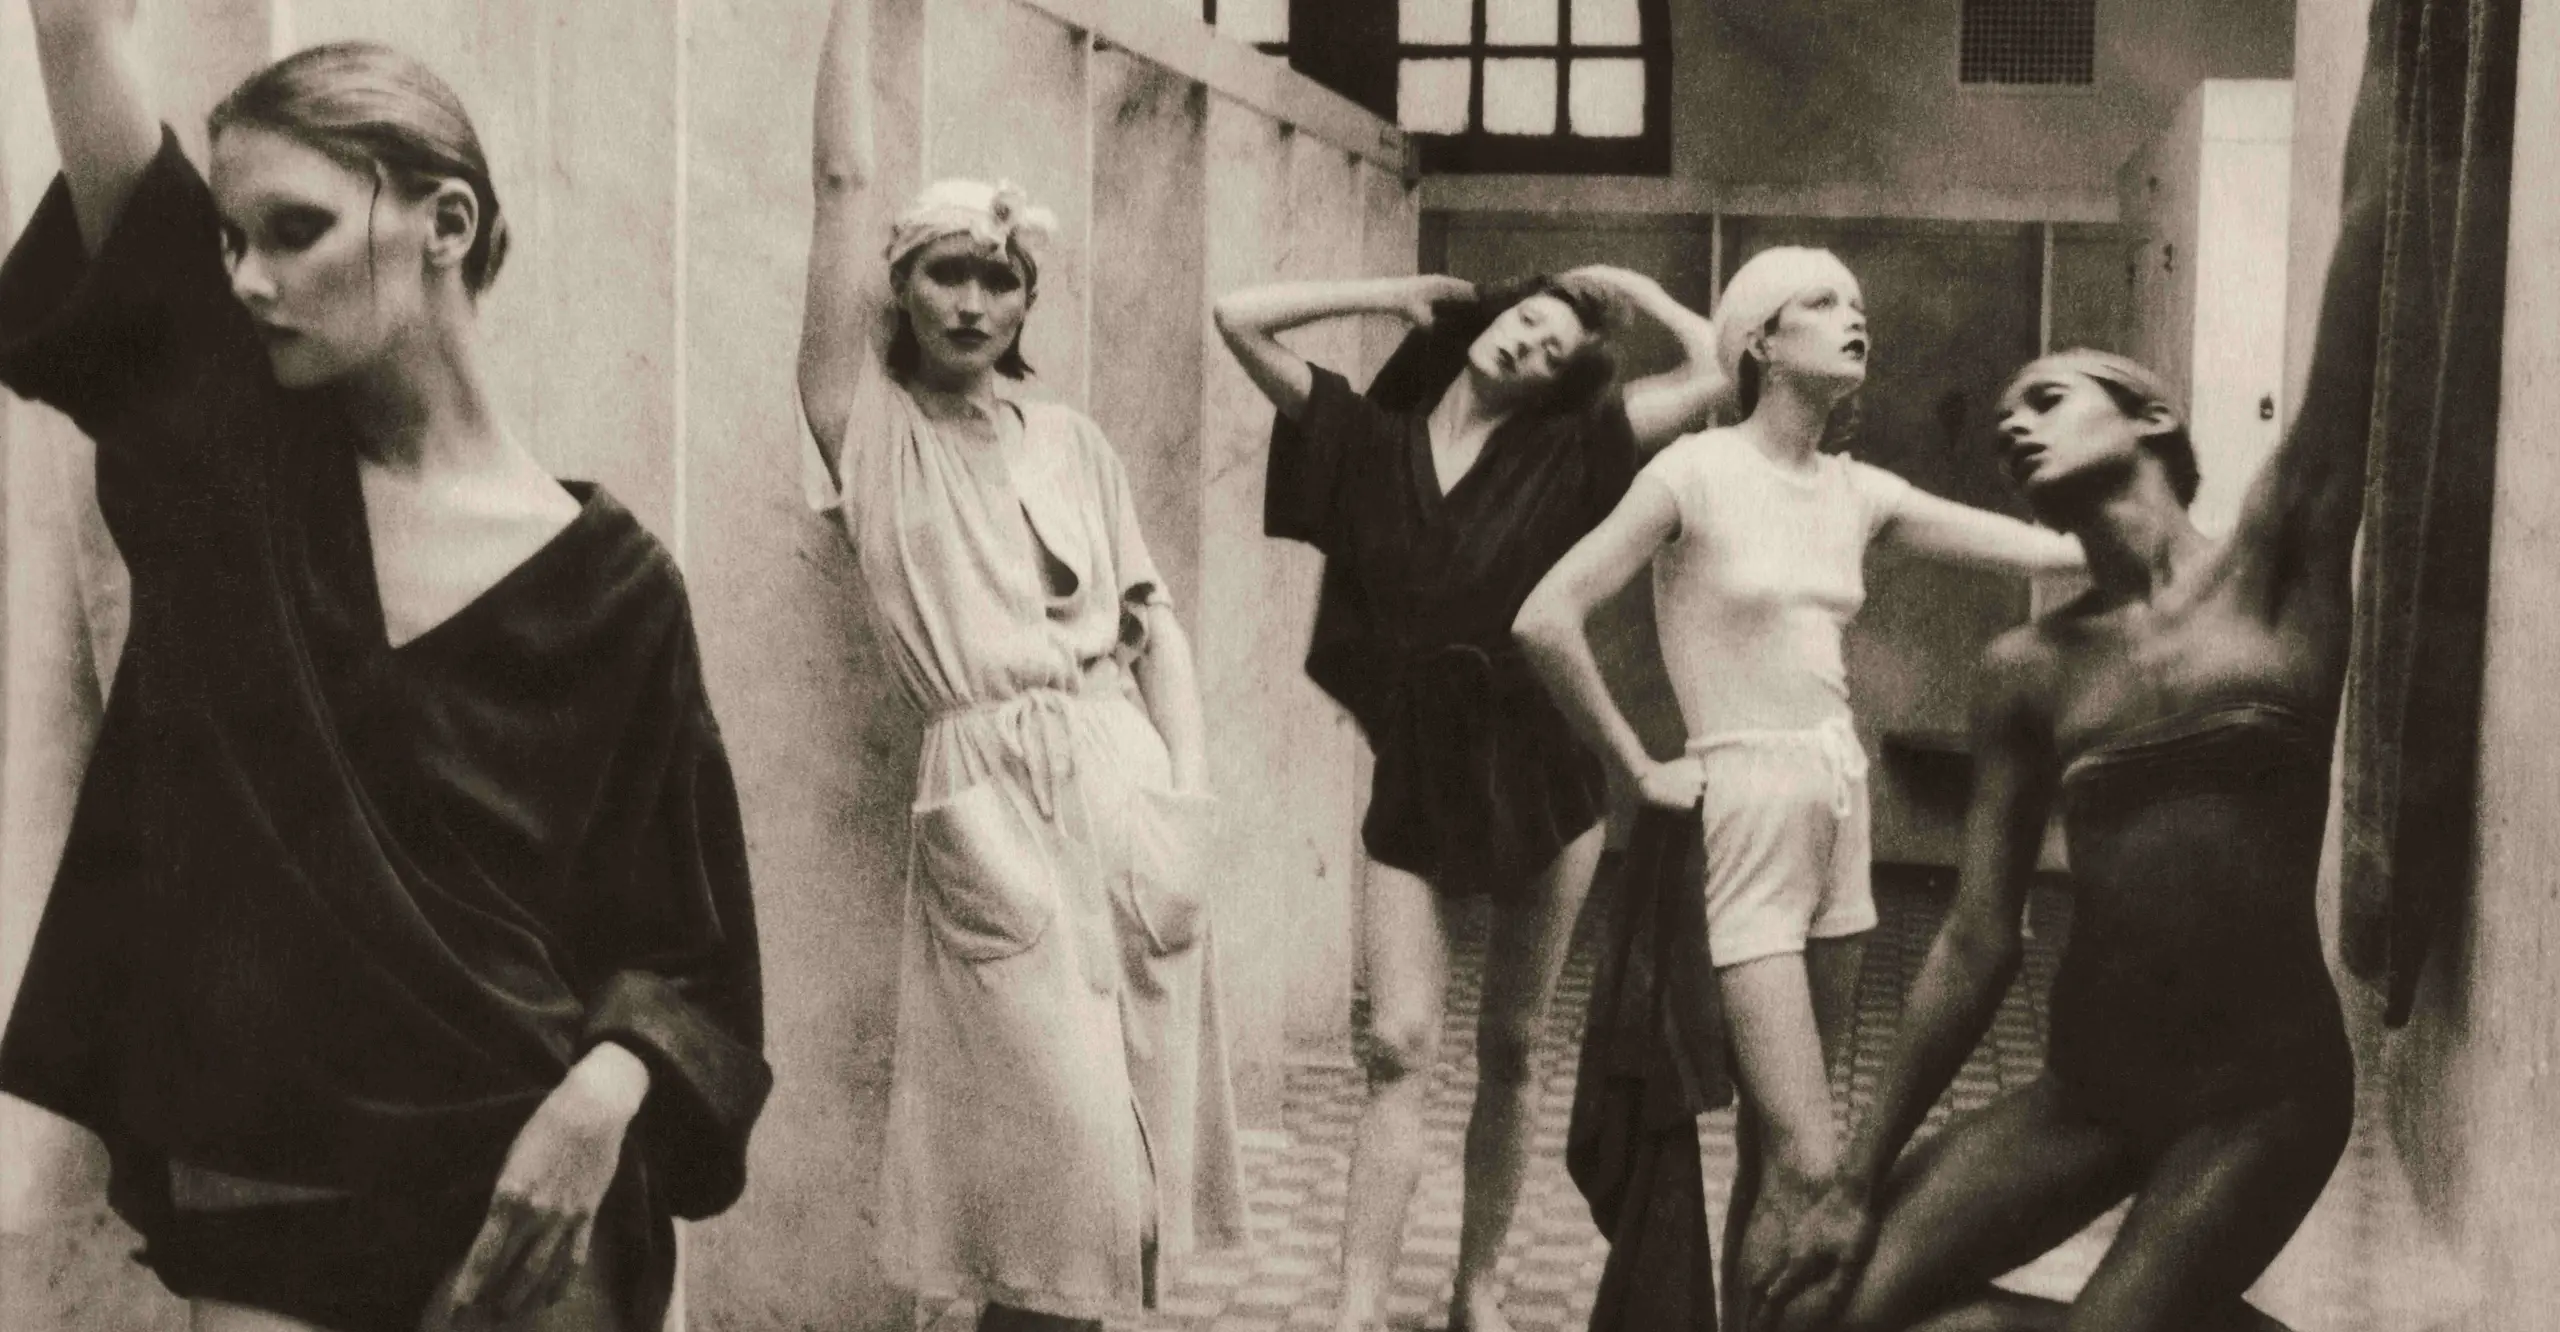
xmin=910 ymin=387 xmax=1078 ymax=600
xmin=1415 ymin=410 xmax=1501 ymax=512
xmin=346 ymin=453 xmax=600 ymax=657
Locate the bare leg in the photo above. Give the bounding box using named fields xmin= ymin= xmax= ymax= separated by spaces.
xmin=1449 ymin=825 xmax=1608 ymax=1332
xmin=1805 ymin=934 xmax=1867 ymax=1089
xmin=1717 ymin=934 xmax=1863 ymax=1327
xmin=1824 ymin=1078 xmax=2142 ymax=1332
xmin=1901 ymin=1290 xmax=2295 ymax=1332
xmin=1335 ymin=863 xmax=1460 ymax=1332
xmin=1857 ymin=1080 xmax=2345 ymax=1332
xmin=1718 ymin=952 xmax=1847 ymax=1329
xmin=2051 ymin=1085 xmax=2351 ymax=1332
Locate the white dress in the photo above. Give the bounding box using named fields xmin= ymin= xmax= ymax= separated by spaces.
xmin=804 ymin=374 xmax=1246 ymax=1318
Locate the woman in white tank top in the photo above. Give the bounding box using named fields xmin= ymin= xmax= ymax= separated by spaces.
xmin=1514 ymin=247 xmax=2083 ymax=1327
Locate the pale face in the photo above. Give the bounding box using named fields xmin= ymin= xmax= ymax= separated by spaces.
xmin=1753 ymin=277 xmax=1869 ymax=391
xmin=1465 ymin=293 xmax=1594 ymax=400
xmin=211 ymin=126 xmax=447 ymax=388
xmin=896 ymin=233 xmax=1032 ymax=385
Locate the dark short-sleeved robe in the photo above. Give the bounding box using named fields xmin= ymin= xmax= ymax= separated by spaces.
xmin=0 ymin=131 xmax=771 ymax=1332
xmin=1265 ymin=360 xmax=1638 ymax=902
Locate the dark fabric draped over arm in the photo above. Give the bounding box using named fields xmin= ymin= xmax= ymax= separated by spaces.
xmin=1567 ymin=805 xmax=1729 ymax=1331
xmin=575 ymin=623 xmax=772 ymax=1218
xmin=0 ymin=129 xmax=262 ymax=562
xmin=1578 ymin=387 xmax=1641 ymax=522
xmin=2337 ymin=0 xmax=2521 ymax=1026
xmin=1263 ymin=365 xmax=1376 ymax=550
xmin=1263 ymin=316 xmax=1470 ymax=549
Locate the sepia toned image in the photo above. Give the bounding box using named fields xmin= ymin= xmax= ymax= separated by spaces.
xmin=0 ymin=0 xmax=2544 ymax=1329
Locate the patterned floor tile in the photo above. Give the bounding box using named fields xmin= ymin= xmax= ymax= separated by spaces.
xmin=923 ymin=863 xmax=2384 ymax=1331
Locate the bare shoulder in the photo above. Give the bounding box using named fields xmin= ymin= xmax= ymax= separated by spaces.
xmin=1978 ymin=619 xmax=2067 ymax=726
xmin=1985 ymin=621 xmax=2059 ymax=686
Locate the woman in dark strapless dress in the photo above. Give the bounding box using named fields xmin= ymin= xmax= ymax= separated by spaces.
xmin=1744 ymin=60 xmax=2396 ymax=1332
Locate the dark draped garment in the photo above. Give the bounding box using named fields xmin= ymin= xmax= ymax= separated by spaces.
xmin=0 ymin=131 xmax=770 ymax=1331
xmin=1565 ymin=804 xmax=1730 ymax=1332
xmin=2335 ymin=0 xmax=2521 ymax=1027
xmin=1263 ymin=340 xmax=1637 ymax=903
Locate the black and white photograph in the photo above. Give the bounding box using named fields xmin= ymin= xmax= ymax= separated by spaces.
xmin=0 ymin=0 xmax=2541 ymax=1328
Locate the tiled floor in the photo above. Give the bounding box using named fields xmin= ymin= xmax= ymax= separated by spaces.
xmin=929 ymin=866 xmax=2388 ymax=1331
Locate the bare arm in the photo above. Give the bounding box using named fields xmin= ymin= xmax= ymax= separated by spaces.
xmin=2223 ymin=66 xmax=2391 ymax=624
xmin=1132 ymin=606 xmax=1208 ymax=792
xmin=1841 ymin=635 xmax=2050 ymax=1191
xmin=1210 ymin=275 xmax=1470 ymax=422
xmin=796 ymin=0 xmax=885 ymax=478
xmin=1877 ymin=487 xmax=2084 ymax=576
xmin=1752 ymin=631 xmax=2057 ymax=1326
xmin=29 ymin=0 xmax=161 ymax=251
xmin=1566 ymin=265 xmax=1730 ymax=451
xmin=1514 ymin=477 xmax=1684 ymax=789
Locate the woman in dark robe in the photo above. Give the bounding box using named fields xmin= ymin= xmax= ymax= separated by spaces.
xmin=0 ymin=6 xmax=770 ymax=1330
xmin=1742 ymin=64 xmax=2393 ymax=1332
xmin=1211 ymin=265 xmax=1727 ymax=1332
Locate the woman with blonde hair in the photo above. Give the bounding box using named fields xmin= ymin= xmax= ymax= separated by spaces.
xmin=1516 ymin=245 xmax=2083 ymax=1326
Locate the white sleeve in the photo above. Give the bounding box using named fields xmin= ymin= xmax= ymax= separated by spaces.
xmin=1848 ymin=459 xmax=1918 ymax=541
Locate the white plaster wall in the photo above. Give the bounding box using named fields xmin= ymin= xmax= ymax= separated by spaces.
xmin=0 ymin=3 xmax=1412 ymax=1326
xmin=2187 ymin=81 xmax=2293 ymax=537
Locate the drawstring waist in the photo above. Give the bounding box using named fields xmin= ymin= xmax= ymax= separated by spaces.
xmin=1688 ymin=715 xmax=1868 ymax=818
xmin=924 ymin=657 xmax=1130 ymax=819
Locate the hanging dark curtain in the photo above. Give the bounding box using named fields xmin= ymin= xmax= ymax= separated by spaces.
xmin=1565 ymin=804 xmax=1731 ymax=1332
xmin=2336 ymin=0 xmax=2521 ymax=1026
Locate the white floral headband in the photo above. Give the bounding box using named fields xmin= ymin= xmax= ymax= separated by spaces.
xmin=886 ymin=178 xmax=1058 ymax=271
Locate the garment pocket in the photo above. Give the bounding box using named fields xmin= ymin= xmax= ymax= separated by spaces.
xmin=1124 ymin=785 xmax=1217 ymax=956
xmin=911 ymin=781 xmax=1059 ymax=962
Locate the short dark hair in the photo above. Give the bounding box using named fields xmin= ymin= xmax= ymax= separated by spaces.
xmin=884 ymin=241 xmax=1040 ymax=382
xmin=1453 ymin=273 xmax=1627 ymax=416
xmin=2090 ymin=376 xmax=2201 ymax=507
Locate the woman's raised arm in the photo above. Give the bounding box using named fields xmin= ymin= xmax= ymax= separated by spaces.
xmin=28 ymin=0 xmax=162 ymax=249
xmin=1211 ymin=275 xmax=1469 ymax=422
xmin=796 ymin=0 xmax=886 ymax=476
xmin=1562 ymin=264 xmax=1729 ymax=451
xmin=2222 ymin=53 xmax=2392 ymax=629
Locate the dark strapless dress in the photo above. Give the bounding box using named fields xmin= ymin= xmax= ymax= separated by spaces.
xmin=2045 ymin=700 xmax=2355 ymax=1138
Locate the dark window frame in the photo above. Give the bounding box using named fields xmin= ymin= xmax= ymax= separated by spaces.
xmin=1201 ymin=0 xmax=1290 ymax=57
xmin=1403 ymin=0 xmax=1673 ymax=175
